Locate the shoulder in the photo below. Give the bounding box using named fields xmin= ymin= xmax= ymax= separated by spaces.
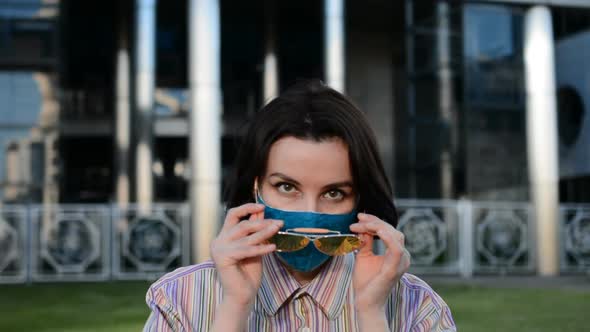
xmin=393 ymin=273 xmax=456 ymax=331
xmin=146 ymin=261 xmax=220 ymax=307
xmin=143 ymin=262 xmax=221 ymax=330
xmin=398 ymin=273 xmax=447 ymax=310
xmin=149 ymin=261 xmax=217 ymax=292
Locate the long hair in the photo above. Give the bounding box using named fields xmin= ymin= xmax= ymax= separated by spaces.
xmin=223 ymin=79 xmax=398 ymax=226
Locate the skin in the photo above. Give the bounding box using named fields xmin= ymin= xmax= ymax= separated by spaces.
xmin=210 ymin=136 xmax=411 ymax=331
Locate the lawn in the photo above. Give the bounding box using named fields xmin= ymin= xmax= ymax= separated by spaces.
xmin=0 ymin=281 xmax=151 ymax=332
xmin=438 ymin=284 xmax=589 ymax=332
xmin=0 ymin=281 xmax=588 ymax=331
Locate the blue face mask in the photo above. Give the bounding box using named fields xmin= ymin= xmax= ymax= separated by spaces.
xmin=258 ymin=195 xmax=357 ymax=272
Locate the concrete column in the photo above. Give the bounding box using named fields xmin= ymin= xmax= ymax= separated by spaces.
xmin=523 ymin=6 xmax=560 ymax=276
xmin=116 ymin=21 xmax=131 ymax=209
xmin=42 ymin=131 xmax=59 ymax=226
xmin=189 ymin=0 xmax=222 ymax=263
xmin=437 ymin=1 xmax=455 ymax=200
xmin=135 ymin=0 xmax=156 ymax=213
xmin=404 ymin=0 xmax=417 ymax=197
xmin=33 ymin=72 xmax=59 ymax=225
xmin=4 ymin=142 xmax=20 ymax=201
xmin=263 ymin=0 xmax=279 ymax=103
xmin=458 ymin=199 xmax=474 ymax=278
xmin=324 ymin=0 xmax=345 ymax=92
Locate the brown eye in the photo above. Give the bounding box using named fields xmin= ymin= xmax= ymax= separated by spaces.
xmin=323 ymin=190 xmax=344 ymax=201
xmin=277 ymin=183 xmax=296 ymax=193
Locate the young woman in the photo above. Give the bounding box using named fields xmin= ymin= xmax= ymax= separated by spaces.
xmin=143 ymin=80 xmax=456 ymax=331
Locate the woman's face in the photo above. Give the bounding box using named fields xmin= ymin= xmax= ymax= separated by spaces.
xmin=259 ymin=136 xmax=356 ymax=214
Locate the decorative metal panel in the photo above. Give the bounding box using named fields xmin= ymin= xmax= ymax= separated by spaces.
xmin=30 ymin=205 xmax=110 ymax=282
xmin=112 ymin=204 xmax=189 ymax=280
xmin=0 ymin=206 xmax=28 ymax=283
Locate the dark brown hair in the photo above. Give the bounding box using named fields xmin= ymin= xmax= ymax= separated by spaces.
xmin=223 ymin=79 xmax=398 ymax=226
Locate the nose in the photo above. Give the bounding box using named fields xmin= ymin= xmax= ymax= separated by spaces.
xmin=302 ymin=196 xmax=319 ymax=212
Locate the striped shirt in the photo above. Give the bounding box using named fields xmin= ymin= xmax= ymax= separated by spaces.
xmin=143 ymin=253 xmax=456 ymax=331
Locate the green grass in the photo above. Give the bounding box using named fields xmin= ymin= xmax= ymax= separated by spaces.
xmin=432 ymin=284 xmax=590 ymax=332
xmin=0 ymin=282 xmax=588 ymax=331
xmin=0 ymin=281 xmax=151 ymax=332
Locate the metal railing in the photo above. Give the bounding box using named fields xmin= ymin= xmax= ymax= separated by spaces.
xmin=0 ymin=200 xmax=588 ymax=283
xmin=0 ymin=203 xmax=189 ymax=283
xmin=393 ymin=200 xmax=536 ymax=276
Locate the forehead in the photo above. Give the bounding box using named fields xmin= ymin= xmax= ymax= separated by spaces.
xmin=265 ymin=136 xmax=352 ymax=184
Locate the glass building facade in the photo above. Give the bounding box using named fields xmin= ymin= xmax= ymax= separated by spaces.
xmin=0 ymin=0 xmax=589 ymax=205
xmin=1 ymin=0 xmax=590 ymax=280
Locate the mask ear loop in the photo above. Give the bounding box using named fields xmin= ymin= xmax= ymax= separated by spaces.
xmin=251 ymin=178 xmax=266 ymax=222
xmin=253 ymin=177 xmax=260 ymax=204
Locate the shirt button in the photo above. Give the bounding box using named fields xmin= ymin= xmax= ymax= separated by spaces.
xmin=299 ymin=327 xmax=311 ymax=332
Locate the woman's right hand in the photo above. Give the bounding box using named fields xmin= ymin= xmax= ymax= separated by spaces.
xmin=210 ymin=203 xmax=283 ymax=309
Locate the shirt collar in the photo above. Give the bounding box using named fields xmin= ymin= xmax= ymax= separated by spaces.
xmin=255 ymin=253 xmax=354 ymax=320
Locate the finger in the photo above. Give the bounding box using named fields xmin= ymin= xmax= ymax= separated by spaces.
xmin=249 ymin=210 xmax=264 ymax=222
xmin=350 ymin=223 xmax=374 ymax=257
xmin=350 ymin=213 xmax=395 ymax=235
xmin=350 ymin=213 xmax=385 ymax=256
xmin=402 ymin=247 xmax=412 ymax=269
xmin=377 ymin=228 xmax=406 ymax=276
xmin=398 ymin=232 xmax=405 ymax=246
xmin=350 ymin=215 xmax=407 ymax=259
xmin=376 ymin=225 xmax=405 ymax=255
xmin=349 ymin=220 xmax=386 ymax=235
xmin=227 ymin=218 xmax=283 ymax=241
xmin=221 ymin=203 xmax=265 ymax=233
xmin=358 ymin=232 xmax=374 ymax=256
xmin=241 ymin=221 xmax=282 ymax=245
xmin=231 ymin=243 xmax=277 ymax=260
xmin=350 ymin=213 xmax=378 ymax=234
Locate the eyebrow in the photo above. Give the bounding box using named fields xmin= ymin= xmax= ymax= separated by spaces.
xmin=268 ymin=172 xmax=353 ymax=190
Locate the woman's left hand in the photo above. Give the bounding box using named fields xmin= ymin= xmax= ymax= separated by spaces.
xmin=349 ymin=213 xmax=411 ymax=317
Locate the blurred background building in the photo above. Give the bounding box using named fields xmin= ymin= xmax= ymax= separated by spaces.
xmin=0 ymin=0 xmax=589 ymax=282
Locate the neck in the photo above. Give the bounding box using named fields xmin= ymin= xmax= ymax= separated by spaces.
xmin=281 ymin=260 xmax=328 ymax=286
